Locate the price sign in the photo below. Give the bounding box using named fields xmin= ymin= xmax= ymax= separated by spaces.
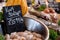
xmin=3 ymin=5 xmax=26 ymax=34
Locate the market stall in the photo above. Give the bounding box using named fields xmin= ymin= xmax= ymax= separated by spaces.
xmin=0 ymin=0 xmax=60 ymax=40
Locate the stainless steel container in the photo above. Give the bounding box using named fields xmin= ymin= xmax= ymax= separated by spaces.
xmin=24 ymin=17 xmax=49 ymax=40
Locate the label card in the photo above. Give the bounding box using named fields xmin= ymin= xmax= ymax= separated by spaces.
xmin=3 ymin=5 xmax=26 ymax=34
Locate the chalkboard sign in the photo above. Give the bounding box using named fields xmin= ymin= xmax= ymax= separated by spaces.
xmin=3 ymin=5 xmax=26 ymax=34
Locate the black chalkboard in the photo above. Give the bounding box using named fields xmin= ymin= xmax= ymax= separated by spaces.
xmin=3 ymin=5 xmax=26 ymax=34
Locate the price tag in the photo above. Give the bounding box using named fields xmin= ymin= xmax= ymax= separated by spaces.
xmin=3 ymin=5 xmax=26 ymax=34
